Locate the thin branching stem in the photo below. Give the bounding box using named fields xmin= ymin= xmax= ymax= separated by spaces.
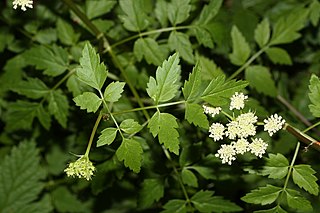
xmin=85 ymin=112 xmax=103 ymax=156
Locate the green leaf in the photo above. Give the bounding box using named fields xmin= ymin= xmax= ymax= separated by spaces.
xmin=148 ymin=111 xmax=180 ymax=155
xmin=183 ymin=62 xmax=203 ymax=102
xmin=73 ymin=92 xmax=102 ymax=113
xmin=181 ymin=168 xmax=198 ymax=187
xmin=56 ymin=19 xmax=79 ymax=45
xmin=265 ymin=47 xmax=292 ymax=65
xmin=97 ymin=127 xmax=118 ymax=147
xmin=134 ymin=37 xmax=166 ymax=65
xmin=76 ymin=42 xmax=108 ymax=90
xmin=119 ymin=0 xmax=149 ymax=32
xmin=168 ymin=0 xmax=191 ymax=25
xmin=201 ymin=75 xmax=248 ymax=105
xmin=155 ymin=0 xmax=168 ymax=27
xmin=193 ymin=26 xmax=214 ymax=48
xmin=185 ymin=103 xmax=209 ymax=129
xmin=11 ymin=77 xmax=49 ymax=99
xmin=191 ymin=190 xmax=243 ymax=213
xmin=308 ymin=74 xmax=320 ymax=117
xmin=36 ymin=103 xmax=51 ymax=130
xmin=23 ymin=44 xmax=69 ymax=76
xmin=254 ymin=206 xmax=287 ymax=213
xmin=270 ymin=8 xmax=308 ymax=45
xmin=20 ymin=195 xmax=53 ymax=213
xmin=292 ymin=164 xmax=319 ymax=195
xmin=229 ymin=25 xmax=251 ymax=66
xmin=48 ymin=90 xmax=69 ymax=128
xmin=104 ymin=81 xmax=125 ymax=102
xmin=161 ymin=199 xmax=186 ymax=213
xmin=34 ymin=28 xmax=57 ymax=44
xmin=139 ymin=178 xmax=164 ymax=208
xmin=66 ymin=74 xmax=91 ymax=97
xmin=0 ymin=142 xmax=48 ymax=212
xmin=261 ymin=153 xmax=289 ymax=179
xmin=146 ymin=53 xmax=181 ymax=103
xmin=85 ymin=0 xmax=116 ymax=20
xmin=254 ymin=18 xmax=270 ymax=48
xmin=241 ymin=185 xmax=282 ymax=205
xmin=120 ymin=119 xmax=143 ymax=135
xmin=245 ymin=65 xmax=277 ymax=97
xmin=196 ymin=0 xmax=223 ymax=25
xmin=310 ymin=0 xmax=320 ymax=26
xmin=285 ymin=188 xmax=313 ymax=212
xmin=189 ymin=166 xmax=215 ymax=180
xmin=116 ymin=138 xmax=143 ymax=173
xmin=168 ymin=31 xmax=194 ymax=63
xmin=197 ymin=55 xmax=224 ymax=80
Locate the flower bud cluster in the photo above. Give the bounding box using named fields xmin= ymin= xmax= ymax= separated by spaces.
xmin=13 ymin=0 xmax=33 ymax=11
xmin=64 ymin=155 xmax=95 ymax=181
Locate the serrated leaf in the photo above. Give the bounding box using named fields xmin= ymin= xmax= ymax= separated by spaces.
xmin=19 ymin=194 xmax=53 ymax=213
xmin=161 ymin=199 xmax=186 ymax=213
xmin=254 ymin=19 xmax=270 ymax=48
xmin=104 ymin=81 xmax=125 ymax=102
xmin=146 ymin=53 xmax=181 ymax=103
xmin=148 ymin=111 xmax=180 ymax=154
xmin=292 ymin=164 xmax=319 ymax=195
xmin=185 ymin=103 xmax=209 ymax=129
xmin=11 ymin=77 xmax=49 ymax=99
xmin=85 ymin=0 xmax=116 ymax=20
xmin=198 ymin=55 xmax=224 ymax=80
xmin=76 ymin=42 xmax=108 ymax=90
xmin=0 ymin=142 xmax=47 ymax=212
xmin=285 ymin=188 xmax=313 ymax=212
xmin=254 ymin=206 xmax=287 ymax=213
xmin=66 ymin=74 xmax=91 ymax=97
xmin=229 ymin=25 xmax=251 ymax=66
xmin=191 ymin=190 xmax=243 ymax=212
xmin=134 ymin=37 xmax=166 ymax=65
xmin=241 ymin=185 xmax=282 ymax=205
xmin=52 ymin=187 xmax=89 ymax=212
xmin=119 ymin=0 xmax=149 ymax=32
xmin=308 ymin=74 xmax=320 ymax=117
xmin=310 ymin=0 xmax=320 ymax=26
xmin=23 ymin=44 xmax=69 ymax=76
xmin=193 ymin=26 xmax=214 ymax=48
xmin=196 ymin=0 xmax=223 ymax=25
xmin=116 ymin=138 xmax=143 ymax=173
xmin=189 ymin=166 xmax=215 ymax=180
xmin=73 ymin=92 xmax=102 ymax=113
xmin=183 ymin=62 xmax=203 ymax=102
xmin=36 ymin=103 xmax=51 ymax=130
xmin=155 ymin=0 xmax=168 ymax=27
xmin=245 ymin=65 xmax=277 ymax=97
xmin=97 ymin=127 xmax=118 ymax=147
xmin=48 ymin=90 xmax=69 ymax=128
xmin=168 ymin=31 xmax=194 ymax=63
xmin=261 ymin=153 xmax=289 ymax=179
xmin=270 ymin=8 xmax=308 ymax=45
xmin=34 ymin=28 xmax=57 ymax=44
xmin=56 ymin=19 xmax=80 ymax=46
xmin=201 ymin=75 xmax=248 ymax=105
xmin=168 ymin=0 xmax=191 ymax=25
xmin=120 ymin=119 xmax=142 ymax=135
xmin=181 ymin=168 xmax=198 ymax=187
xmin=265 ymin=47 xmax=292 ymax=65
xmin=139 ymin=178 xmax=164 ymax=208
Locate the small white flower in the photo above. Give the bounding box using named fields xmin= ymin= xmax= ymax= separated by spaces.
xmin=233 ymin=138 xmax=250 ymax=154
xmin=236 ymin=112 xmax=258 ymax=124
xmin=225 ymin=121 xmax=239 ymax=140
xmin=230 ymin=92 xmax=248 ymax=110
xmin=237 ymin=123 xmax=257 ymax=138
xmin=203 ymin=105 xmax=221 ymax=117
xmin=264 ymin=114 xmax=286 ymax=136
xmin=13 ymin=0 xmax=33 ymax=11
xmin=64 ymin=155 xmax=95 ymax=181
xmin=215 ymin=144 xmax=237 ymax=165
xmin=249 ymin=138 xmax=268 ymax=158
xmin=209 ymin=123 xmax=225 ymax=141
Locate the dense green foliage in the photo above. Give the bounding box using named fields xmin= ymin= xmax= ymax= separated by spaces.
xmin=1 ymin=0 xmax=320 ymax=212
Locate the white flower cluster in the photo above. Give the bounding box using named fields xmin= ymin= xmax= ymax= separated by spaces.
xmin=13 ymin=0 xmax=33 ymax=11
xmin=203 ymin=92 xmax=286 ymax=165
xmin=64 ymin=155 xmax=95 ymax=181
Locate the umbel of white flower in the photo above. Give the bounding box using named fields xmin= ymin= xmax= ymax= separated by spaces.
xmin=13 ymin=0 xmax=33 ymax=11
xmin=64 ymin=155 xmax=95 ymax=181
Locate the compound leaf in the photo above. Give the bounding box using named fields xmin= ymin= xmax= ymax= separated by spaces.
xmin=308 ymin=74 xmax=320 ymax=117
xmin=168 ymin=0 xmax=191 ymax=25
xmin=241 ymin=185 xmax=282 ymax=205
xmin=229 ymin=25 xmax=251 ymax=66
xmin=104 ymin=81 xmax=125 ymax=102
xmin=285 ymin=188 xmax=313 ymax=212
xmin=292 ymin=164 xmax=319 ymax=195
xmin=120 ymin=119 xmax=142 ymax=135
xmin=97 ymin=128 xmax=118 ymax=147
xmin=11 ymin=77 xmax=50 ymax=99
xmin=161 ymin=199 xmax=186 ymax=213
xmin=73 ymin=92 xmax=102 ymax=113
xmin=134 ymin=37 xmax=166 ymax=66
xmin=183 ymin=62 xmax=203 ymax=102
xmin=185 ymin=103 xmax=209 ymax=129
xmin=168 ymin=31 xmax=194 ymax=64
xmin=261 ymin=153 xmax=289 ymax=179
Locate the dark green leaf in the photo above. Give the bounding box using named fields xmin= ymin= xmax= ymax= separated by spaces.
xmin=189 ymin=166 xmax=215 ymax=180
xmin=66 ymin=74 xmax=91 ymax=97
xmin=168 ymin=31 xmax=194 ymax=63
xmin=229 ymin=25 xmax=251 ymax=66
xmin=265 ymin=47 xmax=292 ymax=65
xmin=241 ymin=185 xmax=282 ymax=205
xmin=36 ymin=103 xmax=51 ymax=130
xmin=254 ymin=206 xmax=287 ymax=213
xmin=48 ymin=90 xmax=69 ymax=128
xmin=104 ymin=81 xmax=126 ymax=102
xmin=73 ymin=92 xmax=102 ymax=113
xmin=86 ymin=0 xmax=116 ymax=20
xmin=198 ymin=55 xmax=224 ymax=80
xmin=139 ymin=178 xmax=164 ymax=208
xmin=120 ymin=119 xmax=143 ymax=135
xmin=292 ymin=164 xmax=319 ymax=195
xmin=183 ymin=62 xmax=203 ymax=102
xmin=52 ymin=187 xmax=89 ymax=212
xmin=181 ymin=168 xmax=198 ymax=187
xmin=196 ymin=0 xmax=223 ymax=25
xmin=285 ymin=188 xmax=313 ymax=212
xmin=168 ymin=0 xmax=191 ymax=25
xmin=34 ymin=28 xmax=57 ymax=44
xmin=254 ymin=18 xmax=270 ymax=48
xmin=261 ymin=153 xmax=289 ymax=179
xmin=193 ymin=26 xmax=214 ymax=48
xmin=56 ymin=19 xmax=80 ymax=45
xmin=134 ymin=37 xmax=166 ymax=65
xmin=309 ymin=0 xmax=320 ymax=26
xmin=161 ymin=199 xmax=186 ymax=213
xmin=308 ymin=74 xmax=320 ymax=117
xmin=11 ymin=77 xmax=49 ymax=99
xmin=97 ymin=128 xmax=118 ymax=147
xmin=155 ymin=0 xmax=168 ymax=27
xmin=185 ymin=103 xmax=209 ymax=129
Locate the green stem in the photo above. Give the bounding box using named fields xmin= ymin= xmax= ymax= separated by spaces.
xmin=52 ymin=69 xmax=76 ymax=90
xmin=85 ymin=112 xmax=103 ymax=156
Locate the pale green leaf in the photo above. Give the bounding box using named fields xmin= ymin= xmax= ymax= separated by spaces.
xmin=76 ymin=42 xmax=108 ymax=90
xmin=308 ymin=74 xmax=320 ymax=117
xmin=241 ymin=185 xmax=282 ymax=205
xmin=261 ymin=153 xmax=289 ymax=179
xmin=146 ymin=53 xmax=181 ymax=103
xmin=56 ymin=19 xmax=80 ymax=46
xmin=196 ymin=0 xmax=223 ymax=25
xmin=168 ymin=31 xmax=194 ymax=63
xmin=181 ymin=168 xmax=198 ymax=187
xmin=254 ymin=18 xmax=270 ymax=48
xmin=155 ymin=0 xmax=168 ymax=27
xmin=116 ymin=138 xmax=143 ymax=173
xmin=310 ymin=0 xmax=320 ymax=26
xmin=11 ymin=77 xmax=49 ymax=99
xmin=104 ymin=81 xmax=125 ymax=102
xmin=48 ymin=90 xmax=69 ymax=128
xmin=133 ymin=37 xmax=166 ymax=65
xmin=185 ymin=103 xmax=209 ymax=129
xmin=265 ymin=47 xmax=292 ymax=65
xmin=120 ymin=119 xmax=142 ymax=135
xmin=85 ymin=0 xmax=116 ymax=20
xmin=254 ymin=206 xmax=287 ymax=213
xmin=245 ymin=65 xmax=277 ymax=97
xmin=168 ymin=0 xmax=191 ymax=25
xmin=197 ymin=55 xmax=224 ymax=80
xmin=193 ymin=26 xmax=214 ymax=48
xmin=148 ymin=112 xmax=180 ymax=154
xmin=34 ymin=28 xmax=57 ymax=44
xmin=139 ymin=178 xmax=164 ymax=208
xmin=285 ymin=188 xmax=313 ymax=212
xmin=97 ymin=128 xmax=118 ymax=147
xmin=229 ymin=25 xmax=251 ymax=66
xmin=161 ymin=199 xmax=186 ymax=213
xmin=182 ymin=62 xmax=203 ymax=102
xmin=73 ymin=92 xmax=102 ymax=113
xmin=292 ymin=164 xmax=319 ymax=195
